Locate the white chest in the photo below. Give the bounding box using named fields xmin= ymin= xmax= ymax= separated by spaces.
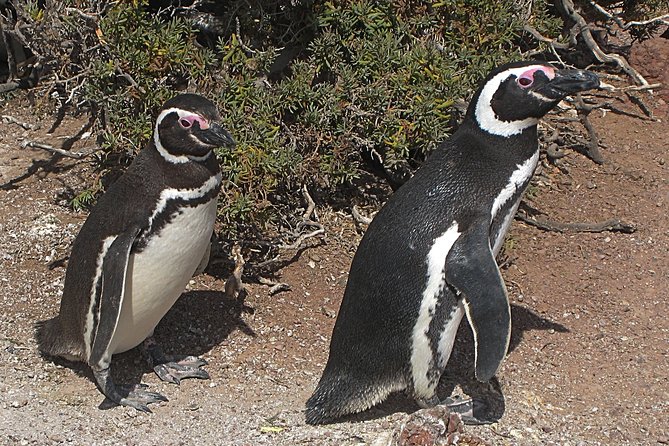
xmin=490 ymin=150 xmax=539 ymax=255
xmin=110 ymin=198 xmax=217 ymax=354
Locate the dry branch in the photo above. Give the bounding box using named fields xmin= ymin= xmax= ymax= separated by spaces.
xmin=2 ymin=115 xmax=34 ymax=130
xmin=559 ymin=0 xmax=649 ymax=85
xmin=574 ymin=93 xmax=605 ymax=164
xmin=224 ymin=244 xmax=245 ymax=299
xmin=351 ymin=205 xmax=373 ymax=225
xmin=20 ymin=140 xmax=86 ymax=159
xmin=517 ymin=214 xmax=636 ymax=234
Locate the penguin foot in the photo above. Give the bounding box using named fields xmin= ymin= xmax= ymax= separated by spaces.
xmin=142 ymin=337 xmax=210 ymax=385
xmin=153 ymin=356 xmax=210 ymax=385
xmin=94 ymin=368 xmax=168 ymax=413
xmin=443 ymin=395 xmax=492 ymax=425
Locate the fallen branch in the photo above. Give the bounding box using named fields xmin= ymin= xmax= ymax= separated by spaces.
xmin=516 ymin=214 xmax=636 ymax=234
xmin=599 ymin=82 xmax=662 ymax=93
xmin=20 ymin=140 xmax=86 ymax=159
xmin=0 ymin=82 xmax=20 ymax=93
xmin=280 ymin=185 xmax=325 ymax=250
xmin=279 ymin=227 xmax=325 ymax=250
xmin=625 ymin=91 xmax=654 ymax=118
xmin=559 ymin=0 xmax=649 ymax=85
xmin=258 ymin=277 xmax=291 ymax=296
xmin=2 ymin=115 xmax=34 ymax=130
xmin=351 ymin=205 xmax=373 ymax=225
xmin=574 ymin=93 xmax=605 ymax=164
xmin=522 ymin=24 xmax=570 ymax=50
xmin=224 ymin=244 xmax=245 ymax=299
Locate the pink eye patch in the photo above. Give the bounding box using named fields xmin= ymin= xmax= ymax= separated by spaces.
xmin=178 ymin=113 xmax=209 ymax=130
xmin=517 ymin=66 xmax=555 ymax=88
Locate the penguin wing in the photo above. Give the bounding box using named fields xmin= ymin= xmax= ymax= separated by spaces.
xmin=89 ymin=225 xmax=142 ymax=368
xmin=444 ymin=220 xmax=510 ymax=382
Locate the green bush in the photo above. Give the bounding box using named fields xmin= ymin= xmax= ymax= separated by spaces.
xmin=80 ymin=0 xmax=556 ymax=232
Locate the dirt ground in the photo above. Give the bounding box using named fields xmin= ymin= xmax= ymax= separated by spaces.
xmin=1 ymin=43 xmax=667 ymax=445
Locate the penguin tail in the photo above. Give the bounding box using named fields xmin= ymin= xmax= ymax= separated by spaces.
xmin=305 ymin=367 xmax=403 ymax=425
xmin=34 ymin=316 xmax=83 ymax=362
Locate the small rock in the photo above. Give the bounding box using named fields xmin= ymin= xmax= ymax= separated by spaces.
xmin=321 ymin=306 xmax=336 ymax=318
xmin=47 ymin=433 xmax=66 ymax=443
xmin=10 ymin=399 xmax=27 ymax=408
xmin=395 ymin=406 xmax=469 ymax=446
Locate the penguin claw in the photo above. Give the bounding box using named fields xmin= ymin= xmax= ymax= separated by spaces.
xmin=153 ymin=360 xmax=210 ymax=385
xmin=443 ymin=396 xmax=493 ymax=425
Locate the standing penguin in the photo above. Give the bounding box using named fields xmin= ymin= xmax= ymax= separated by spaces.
xmin=36 ymin=94 xmax=235 ymax=412
xmin=306 ymin=61 xmax=599 ymax=424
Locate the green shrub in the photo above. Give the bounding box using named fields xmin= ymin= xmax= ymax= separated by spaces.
xmin=79 ymin=0 xmax=557 ymax=232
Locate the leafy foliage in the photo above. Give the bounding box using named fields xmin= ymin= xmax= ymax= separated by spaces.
xmin=86 ymin=1 xmax=216 ymax=158
xmin=12 ymin=0 xmax=663 ymax=234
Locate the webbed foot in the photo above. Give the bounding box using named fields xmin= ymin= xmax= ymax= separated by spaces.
xmin=94 ymin=367 xmax=168 ymax=413
xmin=443 ymin=395 xmax=492 ymax=425
xmin=416 ymin=394 xmax=494 ymax=425
xmin=142 ymin=337 xmax=210 ymax=385
xmin=153 ymin=356 xmax=210 ymax=385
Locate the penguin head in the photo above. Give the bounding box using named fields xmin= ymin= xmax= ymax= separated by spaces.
xmin=153 ymin=93 xmax=235 ymax=163
xmin=470 ymin=61 xmax=600 ymax=137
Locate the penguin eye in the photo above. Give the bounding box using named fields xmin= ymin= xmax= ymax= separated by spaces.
xmin=179 ymin=118 xmax=192 ymax=129
xmin=518 ymin=77 xmax=533 ymax=88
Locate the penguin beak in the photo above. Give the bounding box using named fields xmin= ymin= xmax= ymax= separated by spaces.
xmin=537 ymin=69 xmax=600 ymax=100
xmin=195 ymin=122 xmax=236 ymax=149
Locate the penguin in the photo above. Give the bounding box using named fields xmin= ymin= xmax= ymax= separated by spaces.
xmin=305 ymin=61 xmax=599 ymax=424
xmin=36 ymin=93 xmax=235 ymax=412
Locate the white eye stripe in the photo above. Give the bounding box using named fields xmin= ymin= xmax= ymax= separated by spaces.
xmin=474 ymin=65 xmax=553 ymax=137
xmin=154 ymin=107 xmax=213 ymax=164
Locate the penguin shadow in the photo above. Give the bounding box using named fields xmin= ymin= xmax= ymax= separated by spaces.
xmin=339 ymin=304 xmax=569 ymax=424
xmin=108 ymin=289 xmax=256 ymax=391
xmin=0 ymin=154 xmax=79 ymax=191
xmin=41 ymin=289 xmax=255 ymax=410
xmin=434 ymin=304 xmax=569 ymax=422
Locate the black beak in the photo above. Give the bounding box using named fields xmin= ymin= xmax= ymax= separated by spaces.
xmin=195 ymin=122 xmax=236 ymax=149
xmin=538 ymin=69 xmax=600 ymax=100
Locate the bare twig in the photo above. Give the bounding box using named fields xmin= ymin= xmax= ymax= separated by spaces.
xmin=523 ymin=24 xmax=571 ymax=50
xmin=599 ymin=82 xmax=662 ymax=92
xmin=2 ymin=115 xmax=34 ymax=130
xmin=625 ymin=92 xmax=654 ymax=118
xmin=280 ymin=185 xmax=325 ymax=250
xmin=351 ymin=205 xmax=373 ymax=225
xmin=559 ymin=0 xmax=649 ymax=85
xmin=574 ymin=93 xmax=605 ymax=164
xmin=623 ymin=14 xmax=669 ymax=29
xmin=587 ymin=1 xmax=669 ymax=29
xmin=279 ymin=228 xmax=325 ymax=250
xmin=258 ymin=277 xmax=291 ymax=296
xmin=115 ymin=64 xmax=146 ymax=94
xmin=224 ymin=244 xmax=245 ymax=299
xmin=301 ymin=183 xmax=317 ymax=221
xmin=0 ymin=81 xmax=20 ymax=93
xmin=20 ymin=140 xmax=86 ymax=159
xmin=516 ymin=214 xmax=636 ymax=234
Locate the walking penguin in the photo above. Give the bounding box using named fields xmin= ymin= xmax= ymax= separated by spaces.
xmin=305 ymin=61 xmax=599 ymax=424
xmin=36 ymin=93 xmax=235 ymax=412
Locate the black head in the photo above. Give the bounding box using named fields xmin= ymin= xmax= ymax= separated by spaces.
xmin=468 ymin=61 xmax=600 ymax=137
xmin=154 ymin=93 xmax=235 ymax=163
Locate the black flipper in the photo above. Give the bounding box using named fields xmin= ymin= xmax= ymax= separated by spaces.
xmin=89 ymin=226 xmax=142 ymax=369
xmin=444 ymin=219 xmax=511 ymax=382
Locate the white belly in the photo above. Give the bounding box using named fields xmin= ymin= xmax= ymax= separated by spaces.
xmin=110 ymin=199 xmax=217 ymax=354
